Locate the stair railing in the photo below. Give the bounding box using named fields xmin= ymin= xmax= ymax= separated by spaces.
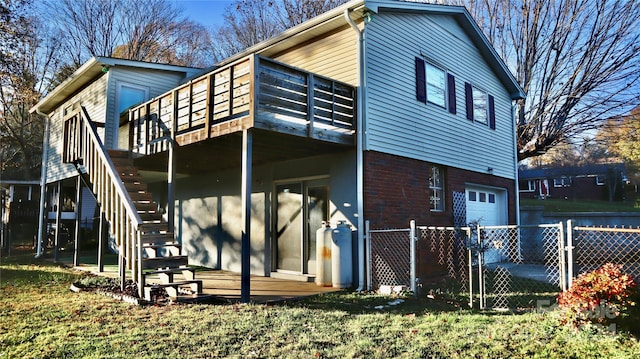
xmin=63 ymin=107 xmax=144 ymax=298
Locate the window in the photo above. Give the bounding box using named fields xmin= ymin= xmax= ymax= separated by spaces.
xmin=553 ymin=177 xmax=570 ymax=187
xmin=596 ymin=175 xmax=606 ymax=186
xmin=468 ymin=191 xmax=477 ymax=202
xmin=425 ymin=63 xmax=446 ymax=108
xmin=472 ymin=87 xmax=487 ymax=124
xmin=415 ymin=57 xmax=456 ymax=114
xmin=429 ymin=165 xmax=445 ymax=211
xmin=488 ymin=193 xmax=496 ymax=203
xmin=519 ymin=180 xmax=536 ymax=192
xmin=479 ymin=192 xmax=487 ymax=203
xmin=465 ymin=82 xmax=495 ymax=129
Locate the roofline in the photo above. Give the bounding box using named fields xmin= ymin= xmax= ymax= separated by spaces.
xmin=219 ymin=0 xmax=525 ymax=101
xmin=217 ymin=0 xmax=366 ymax=67
xmin=30 ymin=57 xmax=201 ymax=115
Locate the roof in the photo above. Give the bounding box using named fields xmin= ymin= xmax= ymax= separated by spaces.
xmin=30 ymin=57 xmax=201 ymax=115
xmin=519 ymin=163 xmax=626 ymax=179
xmin=218 ymin=0 xmax=525 ymax=100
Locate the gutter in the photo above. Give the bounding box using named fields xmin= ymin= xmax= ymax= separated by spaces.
xmin=34 ymin=110 xmax=51 ymax=258
xmin=344 ymin=9 xmax=366 ymax=292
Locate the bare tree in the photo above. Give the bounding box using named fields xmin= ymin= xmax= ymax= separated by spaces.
xmin=461 ymin=0 xmax=640 ymax=162
xmin=210 ymin=0 xmax=347 ymax=62
xmin=46 ymin=0 xmax=213 ymax=67
xmin=278 ymin=0 xmax=346 ymax=28
xmin=46 ymin=0 xmax=121 ymax=67
xmin=113 ymin=0 xmax=213 ymax=67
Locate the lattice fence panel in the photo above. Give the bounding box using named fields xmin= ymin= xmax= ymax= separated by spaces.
xmin=369 ymin=229 xmax=411 ymax=289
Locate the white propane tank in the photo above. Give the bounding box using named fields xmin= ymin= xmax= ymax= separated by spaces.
xmin=331 ymin=220 xmax=352 ymax=288
xmin=315 ymin=221 xmax=332 ymax=286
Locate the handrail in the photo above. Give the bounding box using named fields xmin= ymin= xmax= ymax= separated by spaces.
xmin=63 ymin=106 xmax=144 ymax=295
xmin=70 ymin=107 xmax=144 ymax=226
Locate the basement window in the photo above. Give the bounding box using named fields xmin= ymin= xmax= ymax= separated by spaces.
xmin=429 ymin=165 xmax=445 ymax=212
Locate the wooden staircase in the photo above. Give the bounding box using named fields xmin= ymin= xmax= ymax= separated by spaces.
xmin=108 ymin=150 xmax=204 ymax=302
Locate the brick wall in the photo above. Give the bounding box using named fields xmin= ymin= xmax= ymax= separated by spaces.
xmin=364 ymin=151 xmax=517 ymax=280
xmin=364 ymin=151 xmax=516 ymax=229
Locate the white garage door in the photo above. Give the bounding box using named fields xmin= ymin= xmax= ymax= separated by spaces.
xmin=465 ymin=185 xmax=507 ymax=226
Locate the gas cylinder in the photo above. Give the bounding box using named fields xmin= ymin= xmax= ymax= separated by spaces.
xmin=315 ymin=221 xmax=332 ymax=286
xmin=331 ymin=220 xmax=352 ymax=288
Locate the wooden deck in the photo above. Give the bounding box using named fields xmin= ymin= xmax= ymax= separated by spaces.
xmin=67 ymin=257 xmax=340 ymax=303
xmin=126 ymin=54 xmax=356 ymax=158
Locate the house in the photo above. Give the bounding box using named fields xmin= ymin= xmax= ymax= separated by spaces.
xmin=31 ymin=0 xmax=524 ymax=301
xmin=519 ymin=163 xmax=628 ymax=202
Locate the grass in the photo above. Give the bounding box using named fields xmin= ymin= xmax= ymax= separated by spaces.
xmin=2 ymin=252 xmax=640 ymax=358
xmin=521 ymin=198 xmax=640 ymax=212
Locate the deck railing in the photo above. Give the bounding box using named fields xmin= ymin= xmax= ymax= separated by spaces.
xmin=63 ymin=107 xmax=144 ymax=297
xmin=129 ymin=54 xmax=356 ymax=156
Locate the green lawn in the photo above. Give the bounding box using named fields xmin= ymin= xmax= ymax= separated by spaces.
xmin=521 ymin=198 xmax=640 ymax=212
xmin=1 ymin=253 xmax=639 ymax=358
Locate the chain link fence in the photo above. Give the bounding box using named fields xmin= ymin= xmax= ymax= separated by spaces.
xmin=569 ymin=221 xmax=640 ymax=285
xmin=367 ymin=220 xmax=640 ymax=311
xmin=367 ymin=221 xmax=565 ymax=310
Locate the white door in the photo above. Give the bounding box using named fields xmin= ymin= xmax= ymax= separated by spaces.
xmin=466 ymin=185 xmax=508 ymax=263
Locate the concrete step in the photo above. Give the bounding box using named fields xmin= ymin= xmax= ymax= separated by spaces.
xmin=143 ymin=280 xmax=204 ymax=301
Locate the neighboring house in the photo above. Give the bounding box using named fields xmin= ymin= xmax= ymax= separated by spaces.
xmin=31 ymin=0 xmax=524 ymax=301
xmin=519 ymin=163 xmax=627 ymax=202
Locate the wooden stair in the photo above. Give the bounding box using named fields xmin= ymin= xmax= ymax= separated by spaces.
xmin=107 ymin=150 xmax=206 ymax=303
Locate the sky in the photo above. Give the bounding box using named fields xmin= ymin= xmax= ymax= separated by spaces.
xmin=174 ymin=0 xmax=236 ymax=28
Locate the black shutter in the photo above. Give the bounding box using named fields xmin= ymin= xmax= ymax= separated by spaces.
xmin=415 ymin=57 xmax=426 ymax=103
xmin=488 ymin=94 xmax=495 ymax=129
xmin=447 ymin=73 xmax=456 ymax=114
xmin=464 ymin=82 xmax=473 ymax=121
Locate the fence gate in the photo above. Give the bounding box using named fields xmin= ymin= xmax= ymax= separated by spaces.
xmin=471 ymin=223 xmax=565 ymax=310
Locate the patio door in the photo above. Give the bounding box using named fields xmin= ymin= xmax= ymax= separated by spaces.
xmin=275 ymin=180 xmax=329 ymax=275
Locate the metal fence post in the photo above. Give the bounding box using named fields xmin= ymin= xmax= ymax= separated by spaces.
xmin=410 ymin=219 xmax=417 ymax=297
xmin=558 ymin=221 xmax=567 ymax=292
xmin=477 ymin=225 xmax=485 ymax=310
xmin=365 ymin=220 xmax=371 ymax=291
xmin=466 ymin=227 xmax=474 ymax=309
xmin=566 ymin=219 xmax=574 ymax=289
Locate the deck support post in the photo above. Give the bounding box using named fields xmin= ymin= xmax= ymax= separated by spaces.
xmin=73 ymin=175 xmax=82 ymax=266
xmin=241 ymin=129 xmax=253 ymax=304
xmin=167 ymin=91 xmax=178 ymax=234
xmin=53 ymin=181 xmax=62 ymax=262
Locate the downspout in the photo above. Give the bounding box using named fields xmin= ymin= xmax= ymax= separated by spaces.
xmin=345 ymin=9 xmax=366 ymax=291
xmin=512 ymin=102 xmax=520 ymax=225
xmin=34 ymin=111 xmax=51 ymax=258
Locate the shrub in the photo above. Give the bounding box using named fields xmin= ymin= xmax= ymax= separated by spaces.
xmin=557 ymin=263 xmax=637 ymax=327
